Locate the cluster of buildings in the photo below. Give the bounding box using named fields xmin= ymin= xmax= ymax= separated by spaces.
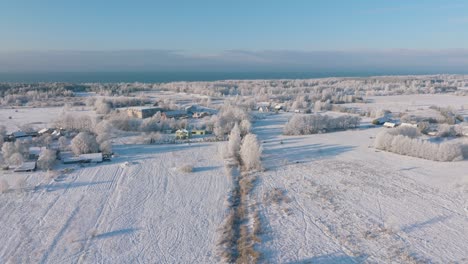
xmin=125 ymin=105 xmax=218 ymax=120
xmin=257 ymin=102 xmax=285 ymax=113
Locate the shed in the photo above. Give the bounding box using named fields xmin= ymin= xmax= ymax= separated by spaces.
xmin=191 ymin=129 xmax=207 ymax=135
xmin=400 ymin=123 xmax=418 ymax=128
xmin=79 ymin=153 xmax=103 ymax=163
xmin=63 ymin=153 xmax=103 ymax=164
xmin=14 ymin=162 xmax=37 ymax=172
xmin=383 ymin=122 xmax=398 ymax=128
xmin=38 ymin=128 xmax=52 ymax=135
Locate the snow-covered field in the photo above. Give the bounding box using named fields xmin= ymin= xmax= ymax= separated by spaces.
xmin=253 ymin=113 xmax=468 ymax=263
xmin=0 ymin=142 xmax=229 ymax=263
xmin=1 ymin=91 xmax=468 ymax=263
xmin=0 ymin=106 xmax=94 ymax=132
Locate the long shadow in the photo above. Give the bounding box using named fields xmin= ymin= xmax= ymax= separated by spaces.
xmin=286 ymin=253 xmax=368 ymax=264
xmin=263 ymin=143 xmax=356 ymax=169
xmin=192 ymin=166 xmax=220 ymax=173
xmin=93 ymin=228 xmax=139 ymax=240
xmin=39 ymin=181 xmax=112 ymax=192
xmin=401 ymin=215 xmax=450 ymax=233
xmin=113 ymin=143 xmax=211 ymax=163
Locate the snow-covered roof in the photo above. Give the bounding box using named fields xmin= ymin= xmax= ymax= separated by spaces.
xmin=38 ymin=128 xmax=51 ymax=134
xmin=63 ymin=153 xmax=103 ymax=163
xmin=383 ymin=122 xmax=398 ymax=128
xmin=185 ymin=105 xmax=218 ymax=114
xmin=29 ymin=147 xmax=46 ymax=156
xmin=12 ymin=131 xmax=27 ymax=138
xmin=126 ymin=106 xmax=162 ymax=111
xmin=79 ymin=153 xmax=103 ymax=162
xmin=176 ymin=129 xmax=189 ymax=133
xmin=14 ymin=162 xmax=36 ymax=172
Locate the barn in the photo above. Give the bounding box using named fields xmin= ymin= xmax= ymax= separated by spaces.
xmin=126 ymin=107 xmax=163 ymax=119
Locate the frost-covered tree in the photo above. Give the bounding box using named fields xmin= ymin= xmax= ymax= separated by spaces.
xmin=0 ymin=179 xmax=9 ymax=193
xmin=2 ymin=142 xmax=16 ymax=161
xmin=227 ymin=123 xmax=241 ymax=160
xmin=71 ymin=132 xmax=99 ymax=155
xmin=37 ymin=149 xmax=57 ymax=170
xmin=239 ymin=119 xmax=252 ymax=136
xmin=283 ymin=114 xmax=360 ymax=135
xmin=99 ymin=140 xmax=113 ymax=154
xmin=374 ymin=127 xmax=464 ymax=162
xmin=95 ymin=98 xmax=112 ymax=114
xmin=94 ymin=120 xmax=114 ymax=143
xmin=8 ymin=152 xmax=24 ymax=166
xmin=240 ymin=133 xmax=262 ymax=171
xmin=58 ymin=136 xmax=68 ymax=151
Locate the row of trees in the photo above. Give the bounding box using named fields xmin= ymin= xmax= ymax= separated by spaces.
xmin=226 ymin=124 xmax=262 ymax=171
xmin=374 ymin=127 xmax=466 ymax=162
xmin=283 ymin=114 xmax=361 ymax=135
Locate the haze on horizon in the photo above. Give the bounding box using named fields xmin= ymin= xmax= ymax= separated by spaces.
xmin=1 ymin=0 xmax=468 ymax=73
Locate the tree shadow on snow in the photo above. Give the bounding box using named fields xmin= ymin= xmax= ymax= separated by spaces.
xmin=401 ymin=215 xmax=450 ymax=233
xmin=92 ymin=228 xmax=139 ymax=240
xmin=263 ymin=143 xmax=356 ymax=170
xmin=40 ymin=181 xmax=112 ymax=192
xmin=192 ymin=166 xmax=220 ymax=173
xmin=114 ymin=143 xmax=210 ymax=162
xmin=286 ymin=253 xmax=368 ymax=264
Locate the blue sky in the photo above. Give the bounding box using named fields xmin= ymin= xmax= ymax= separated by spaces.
xmin=1 ymin=0 xmax=468 ymax=72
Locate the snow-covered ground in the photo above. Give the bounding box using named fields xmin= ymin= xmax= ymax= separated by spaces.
xmin=1 ymin=92 xmax=468 ymax=263
xmin=0 ymin=106 xmax=95 ymax=132
xmin=0 ymin=142 xmax=229 ymax=263
xmin=352 ymin=94 xmax=468 ymax=113
xmin=253 ymin=113 xmax=468 ymax=263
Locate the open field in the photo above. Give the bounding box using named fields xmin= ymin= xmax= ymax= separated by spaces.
xmin=253 ymin=113 xmax=468 ymax=263
xmin=0 ymin=142 xmax=228 ymax=263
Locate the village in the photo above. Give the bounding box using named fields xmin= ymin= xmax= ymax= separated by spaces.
xmin=0 ymin=76 xmax=467 ymax=263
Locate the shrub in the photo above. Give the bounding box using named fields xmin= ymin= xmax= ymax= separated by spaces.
xmin=179 ymin=164 xmax=194 ymax=173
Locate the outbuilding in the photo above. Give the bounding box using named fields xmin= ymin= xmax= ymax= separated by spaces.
xmin=14 ymin=162 xmax=37 ymax=172
xmin=383 ymin=122 xmax=398 ymax=128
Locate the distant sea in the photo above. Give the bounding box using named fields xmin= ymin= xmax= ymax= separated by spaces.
xmin=0 ymin=71 xmax=450 ymax=83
